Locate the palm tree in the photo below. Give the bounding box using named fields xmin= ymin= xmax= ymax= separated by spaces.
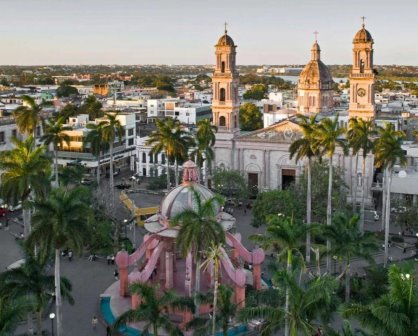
xmin=344 ymin=264 xmax=418 ymax=336
xmin=13 ymin=95 xmax=48 ymax=138
xmin=374 ymin=123 xmax=406 ymax=267
xmin=172 ymin=187 xmax=225 ymax=314
xmin=289 ymin=113 xmax=319 ymax=263
xmin=200 ymin=243 xmax=223 ymax=336
xmin=187 ymin=285 xmax=237 ymax=336
xmin=239 ymin=273 xmax=339 ymax=336
xmin=324 ymin=213 xmax=378 ymax=302
xmin=346 ymin=118 xmax=377 ymax=232
xmin=0 ymin=136 xmax=51 ymax=237
xmin=250 ymin=215 xmax=313 ymax=336
xmin=191 ymin=119 xmax=217 ymax=186
xmin=113 ymin=282 xmax=194 ymax=336
xmin=100 ymin=112 xmax=124 ymax=207
xmin=0 ymin=297 xmax=34 ymax=336
xmin=27 ymin=186 xmax=91 ymax=336
xmin=146 ymin=118 xmax=191 ymax=190
xmin=41 ymin=117 xmax=71 ymax=187
xmin=84 ymin=122 xmax=108 ymax=185
xmin=0 ymin=252 xmax=74 ymax=334
xmin=313 ymin=115 xmax=347 ymax=273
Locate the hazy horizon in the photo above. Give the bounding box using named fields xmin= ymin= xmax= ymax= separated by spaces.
xmin=2 ymin=0 xmax=418 ymax=66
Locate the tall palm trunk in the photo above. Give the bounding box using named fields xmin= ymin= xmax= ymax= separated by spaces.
xmin=175 ymin=159 xmax=179 ymax=186
xmin=381 ymin=170 xmax=386 ymax=232
xmin=345 ymin=259 xmax=351 ymax=302
xmin=153 ymin=324 xmax=159 ymax=336
xmin=36 ymin=309 xmax=43 ymax=335
xmin=212 ymin=263 xmax=219 ymax=336
xmin=96 ymin=151 xmax=101 ymax=185
xmin=285 ymin=249 xmax=292 ymax=336
xmin=195 ymin=255 xmax=201 ymax=316
xmin=166 ymin=151 xmax=170 ymax=190
xmin=326 ymin=157 xmax=333 ymax=273
xmin=384 ymin=167 xmax=392 ymax=268
xmin=352 ymin=154 xmax=359 ymax=212
xmin=360 ymin=155 xmax=367 ymax=232
xmin=306 ymin=158 xmax=312 ymax=263
xmin=27 ymin=312 xmax=34 ymax=335
xmin=350 ymin=154 xmax=355 ymax=212
xmin=54 ymin=146 xmax=59 ymax=188
xmin=54 ymin=249 xmax=63 ymax=336
xmin=22 ymin=207 xmax=31 ymax=238
xmin=109 ymin=142 xmax=114 ymax=210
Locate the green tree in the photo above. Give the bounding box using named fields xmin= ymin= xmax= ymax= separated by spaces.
xmin=101 ymin=112 xmax=124 ymax=208
xmin=84 ymin=122 xmax=108 ymax=185
xmin=191 ymin=119 xmax=217 ymax=186
xmin=58 ymin=103 xmax=79 ymax=120
xmin=239 ymin=102 xmax=263 ymax=131
xmin=41 ymin=117 xmax=71 ymax=187
xmin=250 ymin=215 xmax=313 ymax=336
xmin=344 ymin=263 xmax=418 ymax=336
xmin=79 ymin=95 xmax=103 ymax=120
xmin=313 ymin=115 xmax=347 ymax=272
xmin=212 ymin=170 xmax=248 ymax=200
xmin=172 ymin=187 xmax=225 ymax=314
xmin=324 ymin=213 xmax=378 ymax=302
xmin=289 ymin=114 xmax=319 ymax=262
xmin=27 ymin=186 xmax=91 ymax=336
xmin=56 ymin=84 xmax=79 ymax=98
xmin=0 ymin=297 xmax=33 ymax=336
xmin=243 ymin=84 xmax=267 ymax=100
xmin=240 ymin=273 xmax=339 ymax=336
xmin=0 ymin=252 xmax=73 ymax=334
xmin=251 ymin=189 xmax=303 ymax=227
xmin=374 ymin=123 xmax=406 ymax=267
xmin=13 ymin=95 xmax=49 ymax=137
xmin=347 ymin=118 xmax=377 ymax=231
xmin=0 ymin=136 xmax=51 ymax=237
xmin=146 ymin=118 xmax=190 ymax=190
xmin=187 ymin=285 xmax=237 ymax=336
xmin=113 ymin=283 xmax=194 ymax=336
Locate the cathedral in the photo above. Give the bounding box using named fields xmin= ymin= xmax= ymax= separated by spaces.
xmin=212 ymin=23 xmax=376 ymax=203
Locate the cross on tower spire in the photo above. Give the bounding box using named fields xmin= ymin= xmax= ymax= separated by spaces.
xmin=361 ymin=16 xmax=366 ymax=27
xmin=314 ymin=31 xmax=319 ymax=42
xmin=224 ymin=22 xmax=228 ymax=35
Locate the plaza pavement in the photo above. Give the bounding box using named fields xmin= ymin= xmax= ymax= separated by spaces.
xmin=1 ymin=177 xmax=416 ymax=335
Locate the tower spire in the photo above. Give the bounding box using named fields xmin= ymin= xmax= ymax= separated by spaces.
xmin=224 ymin=21 xmax=228 ymax=35
xmin=314 ymin=30 xmax=319 ymax=42
xmin=361 ymin=16 xmax=366 ymax=28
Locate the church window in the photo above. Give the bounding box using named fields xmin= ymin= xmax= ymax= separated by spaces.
xmin=220 ymin=88 xmax=226 ymax=102
xmin=219 ymin=116 xmax=226 ymax=126
xmin=221 ymin=61 xmax=225 ymax=73
xmin=142 ymin=152 xmax=146 ymax=163
xmin=360 ymin=59 xmax=365 ymax=73
xmin=149 ymin=153 xmax=153 ymax=163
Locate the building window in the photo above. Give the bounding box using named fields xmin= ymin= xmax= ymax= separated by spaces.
xmin=220 ymin=88 xmax=226 ymax=102
xmin=360 ymin=59 xmax=365 ymax=73
xmin=128 ymin=128 xmax=134 ymax=136
xmin=142 ymin=153 xmax=146 ymax=163
xmin=149 ymin=153 xmax=153 ymax=163
xmin=12 ymin=129 xmax=17 ymax=138
xmin=221 ymin=61 xmax=225 ymax=73
xmin=175 ymin=111 xmax=179 ymax=116
xmin=161 ymin=154 xmax=166 ymax=164
xmin=219 ymin=116 xmax=226 ymax=127
xmin=36 ymin=126 xmax=41 ymax=137
xmin=128 ymin=139 xmax=134 ymax=146
xmin=0 ymin=131 xmax=4 ymax=143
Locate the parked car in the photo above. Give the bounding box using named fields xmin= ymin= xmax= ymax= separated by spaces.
xmin=129 ymin=174 xmax=141 ymax=184
xmin=373 ymin=211 xmax=379 ymax=221
xmin=115 ymin=183 xmax=130 ymax=190
xmin=0 ymin=207 xmax=8 ymax=217
xmin=106 ymin=169 xmax=120 ymax=178
xmin=81 ymin=177 xmax=93 ymax=185
xmin=7 ymin=202 xmax=22 ymax=212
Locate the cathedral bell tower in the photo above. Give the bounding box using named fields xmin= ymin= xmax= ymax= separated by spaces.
xmin=348 ymin=20 xmax=375 ymax=120
xmin=212 ymin=25 xmax=240 ymax=132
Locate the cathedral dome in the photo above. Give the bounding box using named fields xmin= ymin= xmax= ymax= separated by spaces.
xmin=217 ymin=33 xmax=235 ymax=47
xmin=298 ymin=42 xmax=333 ymax=89
xmin=353 ymin=25 xmax=373 ymax=43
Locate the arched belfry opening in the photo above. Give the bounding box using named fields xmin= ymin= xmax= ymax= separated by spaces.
xmin=221 ymin=61 xmax=225 ymax=73
xmin=220 ymin=88 xmax=226 ymax=102
xmin=219 ymin=116 xmax=226 ymax=126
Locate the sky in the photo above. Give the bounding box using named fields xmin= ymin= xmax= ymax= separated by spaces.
xmin=1 ymin=0 xmax=418 ymax=66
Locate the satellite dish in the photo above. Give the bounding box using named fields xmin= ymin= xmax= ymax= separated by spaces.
xmin=398 ymin=170 xmax=407 ymax=178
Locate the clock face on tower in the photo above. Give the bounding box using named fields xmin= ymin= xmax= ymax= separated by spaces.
xmin=357 ymin=88 xmax=366 ymax=97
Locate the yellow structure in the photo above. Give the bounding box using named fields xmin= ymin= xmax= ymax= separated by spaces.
xmin=212 ymin=25 xmax=240 ymax=132
xmin=348 ymin=21 xmax=375 ymax=120
xmin=93 ymin=84 xmax=109 ymax=96
xmin=119 ymin=191 xmax=158 ymax=227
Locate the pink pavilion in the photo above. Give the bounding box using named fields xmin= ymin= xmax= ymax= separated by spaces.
xmin=114 ymin=160 xmax=265 ymax=326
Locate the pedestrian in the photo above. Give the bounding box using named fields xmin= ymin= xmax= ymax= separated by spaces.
xmin=244 ymin=207 xmax=247 ymax=214
xmin=114 ymin=269 xmax=119 ymax=280
xmin=111 ymin=255 xmax=115 ymax=265
xmin=107 ymin=255 xmax=111 ymax=265
xmin=68 ymin=250 xmax=73 ymax=262
xmin=106 ymin=325 xmax=111 ymax=336
xmin=91 ymin=316 xmax=98 ymax=330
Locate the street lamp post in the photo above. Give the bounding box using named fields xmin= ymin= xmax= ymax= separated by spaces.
xmin=49 ymin=313 xmax=55 ymax=336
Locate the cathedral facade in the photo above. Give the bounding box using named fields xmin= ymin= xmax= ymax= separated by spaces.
xmin=212 ymin=24 xmax=375 ymax=204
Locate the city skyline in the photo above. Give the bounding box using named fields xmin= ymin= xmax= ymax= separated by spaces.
xmin=1 ymin=0 xmax=418 ymax=66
